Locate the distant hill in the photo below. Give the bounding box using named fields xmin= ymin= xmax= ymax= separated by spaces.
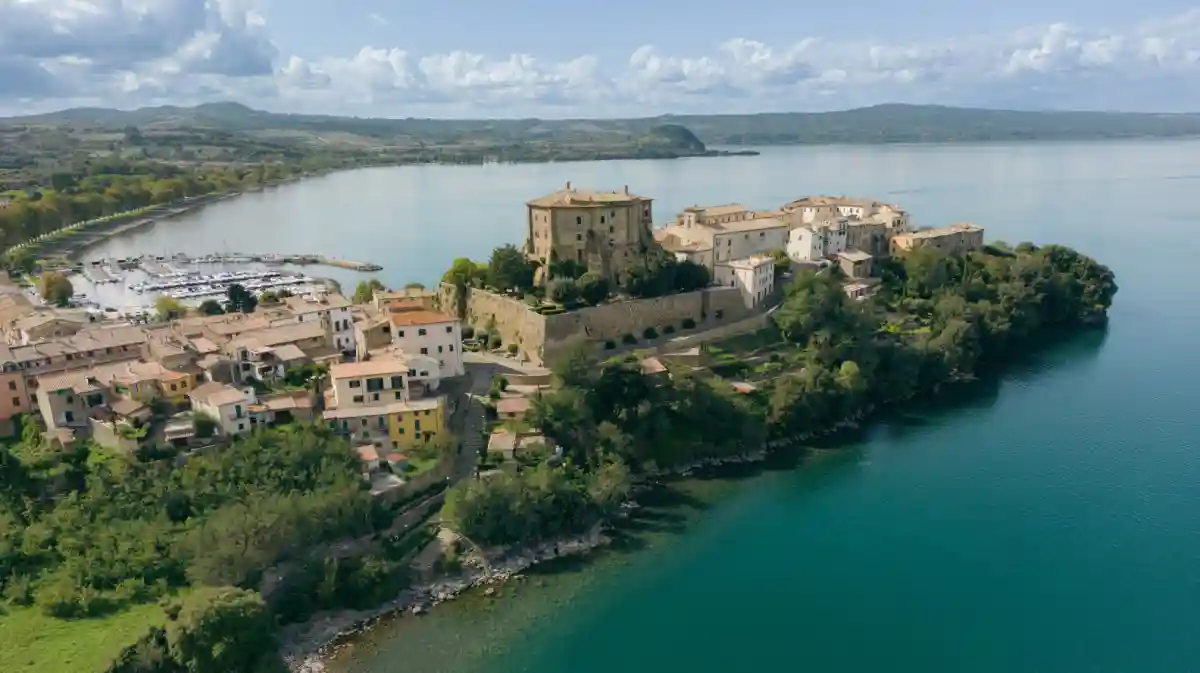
xmin=6 ymin=102 xmax=1200 ymax=145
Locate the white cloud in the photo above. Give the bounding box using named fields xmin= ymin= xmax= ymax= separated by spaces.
xmin=3 ymin=3 xmax=1200 ymax=116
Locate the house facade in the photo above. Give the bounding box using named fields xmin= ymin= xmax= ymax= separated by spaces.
xmin=713 ymin=254 xmax=776 ymax=308
xmin=189 ymin=381 xmax=255 ymax=437
xmin=387 ymin=303 xmax=463 ymax=378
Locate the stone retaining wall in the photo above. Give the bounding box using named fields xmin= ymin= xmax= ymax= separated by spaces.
xmin=441 ymin=284 xmax=754 ymax=365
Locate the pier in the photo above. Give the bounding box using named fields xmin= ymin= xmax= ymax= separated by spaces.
xmin=82 ymin=252 xmax=383 ymax=273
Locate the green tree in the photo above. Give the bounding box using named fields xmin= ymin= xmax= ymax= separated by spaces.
xmin=167 ymin=587 xmax=284 ymax=673
xmin=352 ymin=278 xmax=385 ymax=304
xmin=196 ymin=299 xmax=224 ymax=316
xmin=225 ymin=284 xmax=257 ymax=314
xmin=487 ymin=244 xmax=534 ymax=293
xmin=576 ymin=272 xmax=610 ymax=306
xmin=155 ymin=296 xmax=185 ymax=321
xmin=548 ymin=277 xmax=579 ymax=304
xmin=39 ymin=271 xmax=74 ymax=307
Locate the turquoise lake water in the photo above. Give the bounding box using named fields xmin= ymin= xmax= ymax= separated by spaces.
xmin=90 ymin=141 xmax=1200 ymax=673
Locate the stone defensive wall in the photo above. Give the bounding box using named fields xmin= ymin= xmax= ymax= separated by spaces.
xmin=439 ymin=284 xmax=752 ymax=366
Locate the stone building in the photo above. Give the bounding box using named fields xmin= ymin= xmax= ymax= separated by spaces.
xmin=890 ymin=223 xmax=984 ymax=255
xmin=655 ymin=204 xmax=789 ymax=271
xmin=525 ymin=182 xmax=656 ymax=285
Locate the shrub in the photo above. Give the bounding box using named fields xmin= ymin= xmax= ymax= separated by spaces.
xmin=548 ymin=277 xmax=580 ymax=304
xmin=621 ymin=333 xmax=637 ymax=345
xmin=604 ymin=340 xmax=616 ymax=350
xmin=462 ymin=325 xmax=475 ymax=339
xmin=576 ymin=272 xmax=611 ymax=306
xmin=663 ymin=324 xmax=676 ymax=334
xmin=682 ymin=317 xmax=697 ymax=329
xmin=488 ymin=332 xmax=503 ymax=349
xmin=643 ymin=327 xmax=658 ymax=339
xmin=193 ymin=412 xmax=217 ymax=439
xmin=506 ymin=343 xmax=519 ymax=355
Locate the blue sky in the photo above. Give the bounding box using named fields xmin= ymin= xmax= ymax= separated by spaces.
xmin=2 ymin=0 xmax=1200 ymax=117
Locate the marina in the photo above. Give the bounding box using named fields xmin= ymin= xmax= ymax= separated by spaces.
xmin=51 ymin=253 xmax=339 ymax=318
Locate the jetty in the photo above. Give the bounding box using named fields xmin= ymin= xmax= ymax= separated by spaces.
xmin=84 ymin=252 xmax=383 ymax=273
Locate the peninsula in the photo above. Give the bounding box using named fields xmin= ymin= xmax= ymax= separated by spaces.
xmin=0 ymin=186 xmax=1116 ymax=673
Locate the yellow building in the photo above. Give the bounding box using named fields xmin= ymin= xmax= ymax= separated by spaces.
xmin=525 ymin=182 xmax=656 ymax=285
xmin=387 ymin=396 xmax=445 ymax=449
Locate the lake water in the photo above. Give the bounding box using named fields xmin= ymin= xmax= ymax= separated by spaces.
xmin=91 ymin=142 xmax=1200 ymax=673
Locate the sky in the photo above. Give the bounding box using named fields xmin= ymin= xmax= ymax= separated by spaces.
xmin=2 ymin=0 xmax=1200 ymax=118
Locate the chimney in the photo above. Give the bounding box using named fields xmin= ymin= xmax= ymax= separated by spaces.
xmin=623 ymin=185 xmax=629 ymax=195
xmin=565 ymin=180 xmax=571 ymax=191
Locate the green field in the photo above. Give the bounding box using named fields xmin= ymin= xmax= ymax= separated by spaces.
xmin=0 ymin=603 xmax=168 ymax=673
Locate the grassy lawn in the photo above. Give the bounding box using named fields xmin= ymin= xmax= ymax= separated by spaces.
xmin=408 ymin=455 xmax=439 ymax=475
xmin=0 ymin=602 xmax=169 ymax=673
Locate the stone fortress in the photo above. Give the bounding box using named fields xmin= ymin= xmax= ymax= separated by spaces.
xmin=450 ymin=184 xmax=985 ymax=366
xmin=524 ymin=182 xmax=656 ymax=286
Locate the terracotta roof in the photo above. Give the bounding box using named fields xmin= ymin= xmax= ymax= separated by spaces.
xmin=527 ymin=185 xmax=647 ymax=208
xmin=496 ymin=396 xmax=530 ymax=415
xmin=322 ymin=395 xmax=442 ymax=420
xmin=228 ymin=321 xmax=324 ymax=349
xmin=189 ymin=381 xmax=250 ymax=407
xmin=285 ymin=294 xmax=351 ymax=314
xmin=330 ymin=357 xmax=408 ymax=379
xmin=488 ymin=430 xmax=517 ymax=453
xmin=357 ymin=445 xmax=379 ymax=462
xmin=389 ymin=307 xmax=455 ymax=327
xmin=110 ymin=398 xmax=147 ymax=416
xmin=837 ymin=249 xmax=873 ymax=262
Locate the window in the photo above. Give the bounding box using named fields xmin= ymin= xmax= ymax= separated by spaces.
xmin=418 ymin=328 xmax=427 ymax=336
xmin=353 ymin=395 xmax=364 ymax=403
xmin=420 ymin=371 xmax=429 ymax=377
xmin=366 ymin=378 xmax=383 ymax=392
xmin=361 ymin=419 xmax=368 ymax=427
xmin=397 ymin=329 xmax=405 ymax=337
xmin=575 ymin=216 xmax=582 ymax=225
xmin=415 ymin=419 xmax=421 ymax=431
xmin=449 ymin=344 xmax=455 ymax=352
xmin=235 ymin=405 xmax=243 ymax=419
xmin=11 ymin=397 xmax=19 ymax=406
xmin=437 ymin=345 xmax=443 ymax=353
xmin=372 ymin=393 xmax=379 ymax=402
xmin=609 ymin=225 xmax=614 ymax=234
xmin=445 ymin=325 xmax=452 ymax=333
xmin=6 ymin=381 xmax=14 ymax=391
xmin=576 ymin=233 xmax=582 ymax=241
xmin=395 ymin=392 xmax=404 ymax=400
xmin=397 ymin=426 xmax=405 ymax=434
xmin=390 ymin=376 xmax=403 ymax=389
xmin=238 ymin=422 xmax=245 ymax=431
xmin=600 ymin=216 xmax=606 ymax=224
xmin=420 ymin=347 xmax=428 ymax=355
xmin=170 ymin=383 xmax=177 ymax=391
xmin=408 ymin=369 xmax=416 ymax=377
xmin=349 ymin=379 xmax=361 ymax=388
xmin=378 ymin=417 xmax=386 ymax=428
xmin=65 ymin=411 xmax=75 ymax=423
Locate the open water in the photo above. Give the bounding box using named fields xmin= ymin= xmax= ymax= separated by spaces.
xmin=88 ymin=141 xmax=1200 ymax=673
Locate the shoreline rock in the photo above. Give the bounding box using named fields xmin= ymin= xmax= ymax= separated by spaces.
xmin=280 ymin=526 xmax=608 ymax=672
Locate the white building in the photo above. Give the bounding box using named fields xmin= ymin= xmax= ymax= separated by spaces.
xmin=655 ymin=204 xmax=789 ymax=271
xmin=787 ymin=218 xmax=848 ymax=262
xmin=781 ymin=196 xmax=909 ymax=230
xmin=188 ymin=381 xmax=256 ymax=437
xmin=714 ymin=255 xmax=776 ymax=308
xmin=284 ymin=293 xmax=356 ymax=354
xmin=387 ymin=304 xmax=464 ymax=378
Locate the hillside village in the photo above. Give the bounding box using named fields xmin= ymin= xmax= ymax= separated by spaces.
xmin=0 ymin=184 xmax=984 ymax=485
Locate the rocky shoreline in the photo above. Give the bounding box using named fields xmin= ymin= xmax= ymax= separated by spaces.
xmin=278 ymin=433 xmax=866 ymax=672
xmin=277 ymin=421 xmax=873 ymax=673
xmin=281 ymin=526 xmax=608 ymax=673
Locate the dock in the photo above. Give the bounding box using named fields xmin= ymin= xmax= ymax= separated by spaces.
xmin=83 ymin=252 xmax=383 ymax=273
